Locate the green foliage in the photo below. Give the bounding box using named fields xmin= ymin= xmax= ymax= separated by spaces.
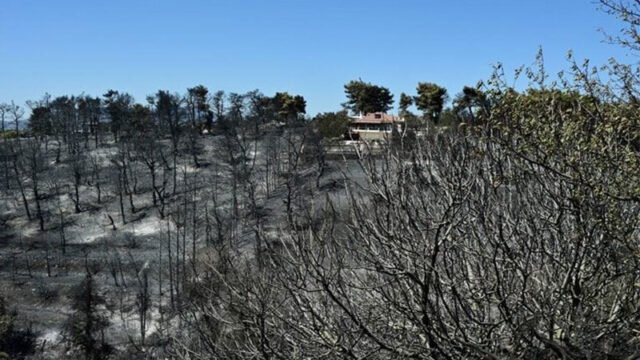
xmin=414 ymin=82 xmax=448 ymax=123
xmin=312 ymin=111 xmax=350 ymax=139
xmin=49 ymin=95 xmax=79 ymax=138
xmin=489 ymin=85 xmax=640 ymax=201
xmin=273 ymin=92 xmax=306 ymax=121
xmin=245 ymin=90 xmax=276 ymax=126
xmin=187 ymin=85 xmax=209 ymax=113
xmin=153 ymin=90 xmax=184 ymax=140
xmin=402 ymin=111 xmax=423 ymax=129
xmin=466 ymin=55 xmax=640 ymax=355
xmin=453 ymin=85 xmax=490 ymax=123
xmin=77 ymin=96 xmax=101 ymax=129
xmin=65 ymin=273 xmax=112 ymax=360
xmin=438 ymin=108 xmax=459 ymax=127
xmin=0 ymin=296 xmax=35 ymax=358
xmin=187 ymin=84 xmax=214 ymax=131
xmin=28 ymin=105 xmax=53 ymax=136
xmin=399 ymin=92 xmax=413 ymax=115
xmin=0 ymin=130 xmax=18 ymax=139
xmin=103 ymin=90 xmax=134 ymax=142
xmin=343 ymin=79 xmax=394 ymax=114
xmin=129 ymin=103 xmax=153 ymax=137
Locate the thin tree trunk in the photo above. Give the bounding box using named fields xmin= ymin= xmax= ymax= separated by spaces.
xmin=172 ymin=149 xmax=178 ymax=196
xmin=158 ymin=228 xmax=163 ymax=322
xmin=122 ymin=162 xmax=136 ymax=213
xmin=55 ymin=184 xmax=67 ymax=255
xmin=73 ymin=172 xmax=81 ymax=213
xmin=167 ymin=223 xmax=175 ymax=310
xmin=118 ymin=172 xmax=126 ymax=224
xmin=175 ymin=222 xmax=181 ymax=306
xmin=191 ymin=179 xmax=198 ymax=275
xmin=45 ymin=236 xmax=52 ymax=277
xmin=33 ymin=181 xmax=44 ymax=231
xmin=12 ymin=156 xmax=31 ymax=220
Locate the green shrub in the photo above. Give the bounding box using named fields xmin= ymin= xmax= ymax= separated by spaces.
xmin=312 ymin=111 xmax=350 ymax=139
xmin=0 ymin=296 xmax=36 ymax=358
xmin=0 ymin=131 xmax=18 ymax=140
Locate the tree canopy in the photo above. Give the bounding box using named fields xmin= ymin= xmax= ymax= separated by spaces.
xmin=273 ymin=92 xmax=306 ymax=121
xmin=398 ymin=92 xmax=413 ymax=115
xmin=343 ymin=80 xmax=394 ymax=114
xmin=414 ymin=82 xmax=448 ymax=123
xmin=452 ymin=85 xmax=490 ymax=123
xmin=312 ymin=110 xmax=350 ymax=139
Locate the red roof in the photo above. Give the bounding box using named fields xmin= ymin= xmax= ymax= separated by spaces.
xmin=350 ymin=112 xmax=402 ymax=124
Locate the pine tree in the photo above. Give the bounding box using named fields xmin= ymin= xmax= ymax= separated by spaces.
xmin=66 ymin=272 xmax=112 ymax=359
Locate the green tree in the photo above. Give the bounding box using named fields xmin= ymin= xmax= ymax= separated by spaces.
xmin=343 ymin=79 xmax=394 ymax=114
xmin=398 ymin=92 xmax=413 ymax=116
xmin=103 ymin=90 xmax=133 ymax=142
xmin=28 ymin=105 xmax=53 ymax=137
xmin=77 ymin=96 xmax=102 ymax=148
xmin=153 ymin=90 xmax=183 ymax=194
xmin=187 ymin=84 xmax=212 ymax=132
xmin=438 ymin=108 xmax=459 ymax=126
xmin=312 ymin=111 xmax=350 ymax=138
xmin=414 ymin=82 xmax=448 ymax=124
xmin=66 ymin=272 xmax=112 ymax=360
xmin=130 ymin=103 xmax=153 ymax=136
xmin=49 ymin=95 xmax=80 ymax=163
xmin=246 ymin=89 xmax=276 ymax=133
xmin=452 ymin=85 xmax=490 ymax=123
xmin=185 ymin=85 xmax=209 ymax=167
xmin=273 ymin=92 xmax=306 ymax=122
xmin=403 ymin=111 xmax=422 ymax=129
xmin=212 ymin=90 xmax=225 ymax=125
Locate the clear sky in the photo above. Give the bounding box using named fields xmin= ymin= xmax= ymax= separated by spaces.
xmin=0 ymin=0 xmax=633 ymax=115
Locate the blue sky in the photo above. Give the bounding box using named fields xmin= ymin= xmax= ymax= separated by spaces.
xmin=0 ymin=0 xmax=633 ymax=115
